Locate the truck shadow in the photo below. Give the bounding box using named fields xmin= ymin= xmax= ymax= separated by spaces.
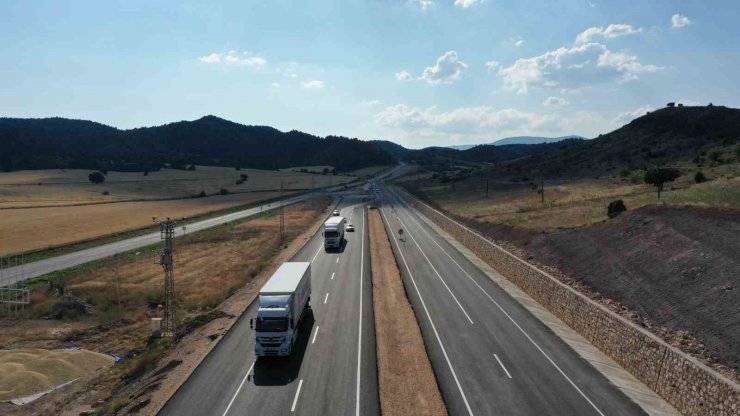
xmin=252 ymin=309 xmax=315 ymax=386
xmin=324 ymin=238 xmax=347 ymax=253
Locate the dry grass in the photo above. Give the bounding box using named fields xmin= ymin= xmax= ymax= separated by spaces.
xmin=0 ymin=199 xmax=329 ymax=357
xmin=0 ymin=191 xmax=284 ymax=255
xmin=417 ymin=167 xmax=740 ymax=232
xmin=0 ymin=166 xmax=354 ymax=208
xmin=368 ymin=210 xmax=446 ymax=416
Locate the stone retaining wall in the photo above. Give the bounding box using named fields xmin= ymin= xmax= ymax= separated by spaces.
xmin=394 ymin=188 xmax=739 ymax=416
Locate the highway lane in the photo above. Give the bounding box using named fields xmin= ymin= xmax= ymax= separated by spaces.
xmin=160 ymin=196 xmax=378 ymax=416
xmin=377 ymin=184 xmax=645 ymax=416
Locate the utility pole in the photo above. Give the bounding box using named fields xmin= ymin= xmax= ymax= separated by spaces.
xmin=158 ymin=218 xmax=177 ymax=336
xmin=279 ymin=181 xmax=285 ymax=246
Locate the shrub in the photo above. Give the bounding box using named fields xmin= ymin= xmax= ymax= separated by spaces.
xmin=88 ymin=171 xmax=105 ymax=184
xmin=197 ymin=191 xmax=206 ymax=198
xmin=218 ymin=188 xmax=229 ymax=195
xmin=735 ymin=145 xmax=740 ymax=160
xmin=694 ymin=170 xmax=706 ymax=183
xmin=617 ymin=166 xmax=632 ymax=178
xmin=234 ymin=166 xmax=241 ymax=171
xmin=607 ymin=199 xmax=626 ymax=218
xmin=102 ymin=190 xmax=110 ymax=195
xmin=109 ymin=398 xmax=130 ymax=413
xmin=707 ymin=147 xmax=723 ymax=163
xmin=628 ymin=169 xmax=645 ymax=184
xmin=143 ymin=170 xmax=149 ymax=176
xmin=240 ymin=173 xmax=248 ymax=180
xmin=187 ymin=164 xmax=196 ymax=171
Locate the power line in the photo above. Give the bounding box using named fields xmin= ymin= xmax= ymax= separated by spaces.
xmin=157 ymin=218 xmax=177 ymax=336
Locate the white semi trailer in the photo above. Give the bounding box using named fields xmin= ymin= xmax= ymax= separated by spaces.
xmin=323 ymin=216 xmax=346 ymax=250
xmin=251 ymin=262 xmax=311 ymax=357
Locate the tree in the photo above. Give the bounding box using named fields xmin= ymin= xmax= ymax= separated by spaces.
xmin=644 ymin=168 xmax=680 ymax=199
xmin=707 ymin=148 xmax=723 ymax=164
xmin=88 ymin=171 xmax=105 ymax=184
xmin=240 ymin=173 xmax=248 ymax=180
xmin=187 ymin=164 xmax=196 ymax=171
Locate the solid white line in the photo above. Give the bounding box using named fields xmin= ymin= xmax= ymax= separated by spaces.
xmin=221 ymin=360 xmax=255 ymax=416
xmin=355 ymin=206 xmax=365 ymax=416
xmin=331 ymin=272 xmax=335 ymax=280
xmin=324 ymin=292 xmax=329 ymax=304
xmin=379 ymin=207 xmax=475 ymax=416
xmin=395 ymin=192 xmax=606 ymax=416
xmin=291 ymin=379 xmax=304 ymax=412
xmin=494 ymin=354 xmax=512 ymax=379
xmin=395 ymin=216 xmax=474 ymax=325
xmin=311 ymin=243 xmax=323 ymax=263
xmin=312 ymin=326 xmax=320 ymax=344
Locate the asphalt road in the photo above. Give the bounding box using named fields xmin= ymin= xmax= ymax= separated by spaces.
xmin=160 ymin=196 xmax=379 ymax=416
xmin=376 ymin=183 xmax=646 ymax=416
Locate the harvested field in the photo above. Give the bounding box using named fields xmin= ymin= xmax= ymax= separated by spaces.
xmin=0 ymin=166 xmax=354 ymax=208
xmin=368 ymin=209 xmax=446 ymax=416
xmin=0 ymin=349 xmax=114 ymax=401
xmin=0 ymin=191 xmax=281 ymax=255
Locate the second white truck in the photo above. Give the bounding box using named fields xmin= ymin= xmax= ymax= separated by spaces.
xmin=323 ymin=216 xmax=346 ymax=250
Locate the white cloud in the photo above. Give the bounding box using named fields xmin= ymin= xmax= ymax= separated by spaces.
xmin=409 ymin=0 xmax=434 ymax=10
xmin=672 ymin=14 xmax=691 ymax=28
xmin=360 ymin=100 xmax=381 ymax=108
xmin=271 ymin=82 xmax=281 ymax=88
xmin=498 ymin=40 xmax=662 ymax=93
xmin=485 ymin=60 xmax=500 ymax=71
xmin=597 ymin=50 xmax=663 ymax=80
xmin=613 ymin=105 xmax=654 ymax=124
xmin=506 ymin=36 xmax=524 ymax=47
xmin=575 ymin=24 xmax=642 ymax=44
xmin=375 ymin=104 xmax=558 ymax=135
xmin=542 ymin=96 xmax=569 ymax=107
xmin=301 ymin=80 xmax=325 ymax=89
xmin=454 ymin=0 xmax=484 ymax=8
xmin=420 ymin=51 xmax=468 ymax=85
xmin=395 ymin=70 xmax=413 ymax=81
xmin=199 ymin=50 xmax=267 ymax=66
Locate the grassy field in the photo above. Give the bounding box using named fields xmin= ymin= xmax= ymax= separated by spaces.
xmin=401 ymin=162 xmax=740 ymax=232
xmin=0 ymin=165 xmax=358 ymax=255
xmin=0 ymin=198 xmax=329 ymax=354
xmin=0 ymin=166 xmax=353 ymax=209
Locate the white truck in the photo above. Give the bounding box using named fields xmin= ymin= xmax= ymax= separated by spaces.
xmin=251 ymin=262 xmax=311 ymax=357
xmin=323 ymin=216 xmax=346 ymax=250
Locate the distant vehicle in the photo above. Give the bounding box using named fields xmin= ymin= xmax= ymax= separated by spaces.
xmin=251 ymin=262 xmax=311 ymax=357
xmin=324 ymin=216 xmax=346 ymax=249
xmin=332 ymin=209 xmax=341 ymax=216
xmin=346 ymin=224 xmax=355 ymax=232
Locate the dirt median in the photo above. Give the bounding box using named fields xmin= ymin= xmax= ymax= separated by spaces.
xmin=368 ymin=209 xmax=447 ymax=416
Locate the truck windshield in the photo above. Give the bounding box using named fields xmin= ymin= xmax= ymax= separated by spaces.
xmin=255 ymin=317 xmax=288 ymax=332
xmin=325 ymin=231 xmax=339 ymax=238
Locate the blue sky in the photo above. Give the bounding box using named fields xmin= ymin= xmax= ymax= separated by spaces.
xmin=1 ymin=0 xmax=739 ymax=148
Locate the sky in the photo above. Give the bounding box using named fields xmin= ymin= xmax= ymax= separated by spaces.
xmin=1 ymin=1 xmax=739 ymax=149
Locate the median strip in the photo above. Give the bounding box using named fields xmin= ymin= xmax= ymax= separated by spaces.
xmin=368 ymin=209 xmax=447 ymax=416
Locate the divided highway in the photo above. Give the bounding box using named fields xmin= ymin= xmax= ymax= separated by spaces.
xmin=376 ymin=183 xmax=646 ymax=415
xmin=160 ymin=196 xmax=379 ymax=416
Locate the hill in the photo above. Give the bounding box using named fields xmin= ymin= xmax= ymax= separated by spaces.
xmin=448 ymin=135 xmax=586 ymax=150
xmin=492 ymin=106 xmax=740 ymax=178
xmin=371 ymin=140 xmax=411 ymax=159
xmin=0 ymin=116 xmax=394 ymax=172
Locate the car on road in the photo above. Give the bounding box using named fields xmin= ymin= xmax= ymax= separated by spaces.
xmin=332 ymin=209 xmax=340 ymax=216
xmin=346 ymin=224 xmax=355 ymax=232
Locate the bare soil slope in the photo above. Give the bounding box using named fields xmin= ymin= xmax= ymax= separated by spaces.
xmin=524 ymin=206 xmax=740 ymax=373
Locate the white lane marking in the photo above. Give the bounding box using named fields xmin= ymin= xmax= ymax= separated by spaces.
xmin=331 ymin=272 xmax=335 ymax=280
xmin=336 ymin=257 xmax=340 ymax=263
xmin=324 ymin=292 xmax=329 ymax=304
xmin=355 ymin=206 xmax=365 ymax=416
xmin=395 ymin=216 xmax=474 ymax=325
xmin=221 ymin=360 xmax=255 ymax=416
xmin=494 ymin=354 xmax=512 ymax=379
xmin=379 ymin=207 xmax=475 ymax=416
xmin=311 ymin=242 xmax=323 ymax=263
xmin=396 ymin=193 xmax=606 ymax=416
xmin=312 ymin=326 xmax=320 ymax=344
xmin=291 ymin=379 xmax=304 ymax=412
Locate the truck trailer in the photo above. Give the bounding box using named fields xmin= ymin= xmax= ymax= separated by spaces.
xmin=323 ymin=216 xmax=346 ymax=250
xmin=252 ymin=262 xmax=311 ymax=357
